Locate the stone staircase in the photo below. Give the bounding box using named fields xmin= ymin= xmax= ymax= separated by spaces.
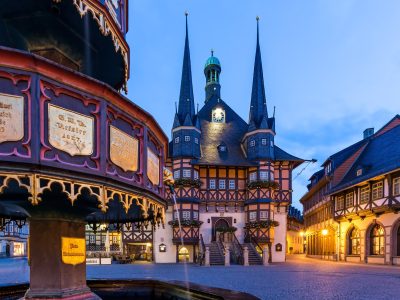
xmin=243 ymin=243 xmax=263 ymax=265
xmin=207 ymin=242 xmax=224 ymax=265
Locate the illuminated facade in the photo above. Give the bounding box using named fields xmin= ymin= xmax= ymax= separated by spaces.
xmin=301 ymin=116 xmax=400 ymax=264
xmin=153 ymin=16 xmax=304 ymax=264
xmin=0 ymin=219 xmax=29 ymax=257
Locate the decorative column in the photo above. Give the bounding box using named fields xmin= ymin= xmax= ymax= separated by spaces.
xmin=224 ymin=248 xmax=230 ymax=266
xmin=205 ymin=246 xmax=210 ymax=266
xmin=243 ymin=246 xmax=249 ymax=266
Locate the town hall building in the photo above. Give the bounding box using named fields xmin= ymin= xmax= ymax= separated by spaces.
xmin=152 ymin=16 xmax=304 ymax=264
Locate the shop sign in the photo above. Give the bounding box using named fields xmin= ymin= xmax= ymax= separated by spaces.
xmin=61 ymin=237 xmax=86 ymax=265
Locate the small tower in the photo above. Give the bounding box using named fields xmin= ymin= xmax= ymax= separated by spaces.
xmin=171 ymin=13 xmax=201 ymax=159
xmin=244 ymin=17 xmax=275 ymax=161
xmin=204 ymin=50 xmax=221 ymax=102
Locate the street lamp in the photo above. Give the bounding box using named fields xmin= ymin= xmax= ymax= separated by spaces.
xmin=321 ymin=229 xmax=328 ymax=259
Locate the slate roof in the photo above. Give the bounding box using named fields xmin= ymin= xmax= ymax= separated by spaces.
xmin=274 ymin=145 xmax=304 ymax=168
xmin=192 ymin=96 xmax=257 ymax=166
xmin=332 ymin=120 xmax=400 ymax=192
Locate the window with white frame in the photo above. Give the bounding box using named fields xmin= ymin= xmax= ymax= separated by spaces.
xmin=372 ymin=182 xmax=383 ymax=200
xmin=89 ymin=235 xmax=96 ymax=244
xmin=249 ymin=172 xmax=257 ymax=182
xmin=260 ymin=171 xmax=268 ymax=180
xmin=270 ymin=140 xmax=274 ymax=147
xmin=173 ymin=170 xmax=180 ymax=179
xmin=184 ymin=136 xmax=190 ymax=142
xmin=182 ymin=211 xmax=191 ymax=220
xmin=209 ymin=179 xmax=216 ymax=189
xmin=182 ymin=169 xmax=191 ymax=178
xmin=193 ymin=211 xmax=199 ymax=220
xmin=174 ymin=137 xmax=180 ymax=144
xmin=345 ymin=192 xmax=353 ymax=208
xmin=250 ymin=140 xmax=255 ymax=147
xmin=261 ymin=138 xmax=267 ymax=145
xmin=194 ymin=170 xmax=199 ymax=180
xmin=229 ymin=179 xmax=235 ymax=189
xmin=219 ymin=180 xmax=226 ymax=189
xmin=360 ymin=186 xmax=370 ymax=204
xmin=393 ymin=177 xmax=400 ymax=195
xmin=174 ymin=211 xmax=179 ymax=220
xmin=194 ymin=137 xmax=199 ymax=144
xmin=249 ymin=211 xmax=257 ymax=221
xmin=337 ymin=195 xmax=344 ymax=210
xmin=270 ymin=172 xmax=274 ymax=180
xmin=260 ymin=211 xmax=269 ymax=220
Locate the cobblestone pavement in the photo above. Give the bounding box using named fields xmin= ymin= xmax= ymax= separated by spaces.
xmin=1 ymin=255 xmax=399 ymax=300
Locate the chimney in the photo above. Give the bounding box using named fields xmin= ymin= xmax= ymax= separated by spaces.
xmin=363 ymin=128 xmax=374 ymax=139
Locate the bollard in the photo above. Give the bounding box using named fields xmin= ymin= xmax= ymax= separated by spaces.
xmin=225 ymin=248 xmax=230 ymax=266
xmin=205 ymin=246 xmax=210 ymax=267
xmin=243 ymin=246 xmax=249 ymax=266
xmin=263 ymin=246 xmax=269 ymax=265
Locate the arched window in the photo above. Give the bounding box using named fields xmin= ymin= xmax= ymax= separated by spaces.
xmin=349 ymin=227 xmax=360 ymax=255
xmin=370 ymin=224 xmax=384 ymax=255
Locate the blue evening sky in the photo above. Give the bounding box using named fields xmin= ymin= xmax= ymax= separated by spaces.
xmin=126 ymin=0 xmax=400 ymax=210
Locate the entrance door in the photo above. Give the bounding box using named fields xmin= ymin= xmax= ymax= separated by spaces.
xmin=213 ymin=219 xmax=229 ymax=242
xmin=5 ymin=244 xmax=10 ymax=257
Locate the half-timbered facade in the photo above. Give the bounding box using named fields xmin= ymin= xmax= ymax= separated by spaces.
xmin=301 ymin=116 xmax=400 ymax=265
xmin=153 ymin=16 xmax=304 ymax=264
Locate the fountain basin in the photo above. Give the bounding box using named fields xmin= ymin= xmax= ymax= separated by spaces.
xmin=0 ymin=280 xmax=260 ymax=300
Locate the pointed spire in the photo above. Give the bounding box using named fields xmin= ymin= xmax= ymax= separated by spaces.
xmin=176 ymin=11 xmax=195 ymax=128
xmin=248 ymin=16 xmax=268 ymax=131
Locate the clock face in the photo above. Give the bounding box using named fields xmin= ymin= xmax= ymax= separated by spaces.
xmin=212 ymin=108 xmax=225 ymax=123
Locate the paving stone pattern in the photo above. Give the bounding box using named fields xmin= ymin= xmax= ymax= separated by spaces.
xmin=1 ymin=256 xmax=399 ymax=300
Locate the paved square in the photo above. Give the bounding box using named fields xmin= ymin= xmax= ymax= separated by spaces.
xmin=1 ymin=256 xmax=399 ymax=300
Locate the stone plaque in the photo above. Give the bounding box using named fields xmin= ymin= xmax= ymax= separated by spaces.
xmin=0 ymin=93 xmax=24 ymax=143
xmin=61 ymin=237 xmax=85 ymax=265
xmin=109 ymin=126 xmax=138 ymax=172
xmin=48 ymin=104 xmax=94 ymax=156
xmin=147 ymin=148 xmax=160 ymax=185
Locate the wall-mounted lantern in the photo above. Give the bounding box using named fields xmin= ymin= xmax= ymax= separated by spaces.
xmin=275 ymin=243 xmax=282 ymax=252
xmin=159 ymin=243 xmax=167 ymax=252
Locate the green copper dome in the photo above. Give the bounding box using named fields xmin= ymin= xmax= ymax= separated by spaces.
xmin=204 ymin=55 xmax=221 ymax=69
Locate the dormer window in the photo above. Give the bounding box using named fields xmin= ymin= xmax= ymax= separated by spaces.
xmin=195 ymin=138 xmax=199 ymax=144
xmin=270 ymin=140 xmax=274 ymax=147
xmin=184 ymin=136 xmax=190 ymax=142
xmin=261 ymin=138 xmax=267 ymax=145
xmin=218 ymin=143 xmax=227 ymax=152
xmin=325 ymin=162 xmax=332 ymax=175
xmin=174 ymin=137 xmax=180 ymax=144
xmin=356 ymin=169 xmax=362 ymax=176
xmin=250 ymin=140 xmax=255 ymax=147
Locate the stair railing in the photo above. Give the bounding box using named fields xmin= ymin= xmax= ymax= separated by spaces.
xmin=198 ymin=234 xmax=206 ymax=266
xmin=231 ymin=233 xmax=244 ymax=265
xmin=249 ymin=236 xmax=263 ymax=260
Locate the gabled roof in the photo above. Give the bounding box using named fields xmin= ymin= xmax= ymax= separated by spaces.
xmin=274 ymin=145 xmax=304 ymax=168
xmin=332 ymin=123 xmax=400 ymax=193
xmin=192 ymin=96 xmax=256 ymax=166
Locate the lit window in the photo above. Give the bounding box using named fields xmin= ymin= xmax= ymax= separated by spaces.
xmin=250 ymin=140 xmax=255 ymax=147
xmin=249 ymin=211 xmax=257 ymax=221
xmin=360 ymin=186 xmax=370 ymax=204
xmin=229 ymin=180 xmax=235 ymax=189
xmin=393 ymin=177 xmax=400 ymax=195
xmin=261 ymin=139 xmax=267 ymax=145
xmin=194 ymin=170 xmax=199 ymax=180
xmin=219 ymin=180 xmax=226 ymax=189
xmin=185 ymin=136 xmax=190 ymax=142
xmin=209 ymin=179 xmax=216 ymax=189
xmin=260 ymin=211 xmax=269 ymax=220
xmin=195 ymin=138 xmax=199 ymax=144
xmin=249 ymin=172 xmax=257 ymax=182
xmin=349 ymin=227 xmax=360 ymax=255
xmin=193 ymin=211 xmax=199 ymax=220
xmin=174 ymin=137 xmax=180 ymax=143
xmin=173 ymin=170 xmax=180 ymax=179
xmin=260 ymin=171 xmax=268 ymax=180
xmin=337 ymin=196 xmax=344 ymax=210
xmin=370 ymin=224 xmax=385 ymax=255
xmin=89 ymin=235 xmax=96 ymax=244
xmin=345 ymin=193 xmax=353 ymax=208
xmin=182 ymin=211 xmax=191 ymax=220
xmin=372 ymin=182 xmax=383 ymax=200
xmin=183 ymin=169 xmax=191 ymax=178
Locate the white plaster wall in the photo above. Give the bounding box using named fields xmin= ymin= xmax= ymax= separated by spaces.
xmin=199 ymin=211 xmax=246 ymax=244
xmin=154 ymin=209 xmax=176 ymax=263
xmin=271 ymin=209 xmax=287 ymax=262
